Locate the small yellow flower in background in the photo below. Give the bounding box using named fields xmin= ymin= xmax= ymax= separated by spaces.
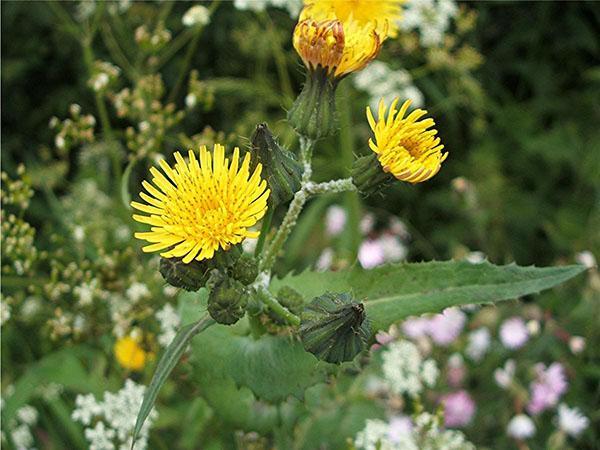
xmin=114 ymin=335 xmax=147 ymax=371
xmin=132 ymin=144 xmax=270 ymax=263
xmin=301 ymin=0 xmax=404 ymax=38
xmin=367 ymin=98 xmax=448 ymax=183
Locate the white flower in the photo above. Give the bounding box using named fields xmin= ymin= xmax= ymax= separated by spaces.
xmin=233 ymin=0 xmax=268 ymax=12
xmin=465 ymin=327 xmax=491 ymax=362
xmin=11 ymin=424 xmax=34 ymax=450
xmin=185 ymin=93 xmax=198 ymax=109
xmin=507 ymin=414 xmax=535 ymax=439
xmin=358 ymin=239 xmax=386 ymax=269
xmin=465 ymin=251 xmax=486 ymax=264
xmin=494 ymin=359 xmax=516 ymax=389
xmin=355 ymin=419 xmax=396 ymax=450
xmin=568 ymin=336 xmax=586 ymax=355
xmin=92 ymin=73 xmax=110 ymax=92
xmin=379 ymin=234 xmax=408 ymax=262
xmin=557 ymin=404 xmax=589 ymax=438
xmin=73 ymin=225 xmax=86 ymax=242
xmin=156 ymin=303 xmax=180 ymax=347
xmin=575 ymin=250 xmax=596 ymax=269
xmin=325 ymin=204 xmax=347 ymax=236
xmin=0 ymin=301 xmax=11 ymax=326
xmin=125 ymin=282 xmax=150 ymax=303
xmin=74 ymin=279 xmax=98 ymax=306
xmin=400 ymin=0 xmax=458 ymax=47
xmin=55 ymin=135 xmax=66 ymax=150
xmin=85 ymin=421 xmax=116 ymax=450
xmin=316 ymin=247 xmax=334 ymax=272
xmin=16 ymin=405 xmax=38 ymax=426
xmin=182 ymin=5 xmax=210 ymax=27
xmin=72 ymin=393 xmax=103 ymax=425
xmin=421 ymin=359 xmax=439 ymax=387
xmin=360 ymin=213 xmax=376 ymax=235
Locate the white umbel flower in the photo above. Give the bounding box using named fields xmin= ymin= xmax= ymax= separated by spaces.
xmin=507 ymin=414 xmax=536 ymax=439
xmin=381 ymin=340 xmax=438 ymax=396
xmin=182 ymin=5 xmax=210 ymax=27
xmin=557 ymin=404 xmax=589 ymax=438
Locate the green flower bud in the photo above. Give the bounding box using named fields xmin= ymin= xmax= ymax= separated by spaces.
xmin=268 ymin=286 xmax=304 ymax=325
xmin=300 ymin=292 xmax=371 ymax=364
xmin=231 ymin=253 xmax=259 ymax=285
xmin=159 ymin=246 xmax=242 ymax=291
xmin=351 ymin=153 xmax=395 ymax=196
xmin=287 ymin=67 xmax=338 ymax=140
xmin=250 ymin=123 xmax=303 ymax=208
xmin=207 ymin=278 xmax=248 ymax=325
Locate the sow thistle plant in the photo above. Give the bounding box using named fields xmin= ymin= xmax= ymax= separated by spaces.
xmin=126 ymin=1 xmax=586 ymax=446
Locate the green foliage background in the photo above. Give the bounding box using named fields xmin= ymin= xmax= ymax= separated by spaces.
xmin=1 ymin=1 xmax=599 ymax=449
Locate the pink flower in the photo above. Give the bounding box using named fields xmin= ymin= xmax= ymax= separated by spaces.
xmin=427 ymin=308 xmax=466 ymax=346
xmin=371 ymin=330 xmax=395 ymax=351
xmin=499 ymin=317 xmax=529 ymax=349
xmin=358 ymin=239 xmax=386 ymax=269
xmin=447 ymin=354 xmax=466 ymax=388
xmin=440 ymin=390 xmax=476 ymax=428
xmin=325 ymin=205 xmax=347 ymax=236
xmin=527 ymin=362 xmax=568 ymax=415
xmin=401 ymin=317 xmax=430 ymax=339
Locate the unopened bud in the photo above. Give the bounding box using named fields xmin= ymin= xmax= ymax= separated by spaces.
xmin=250 ymin=123 xmax=303 ymax=208
xmin=300 ymin=292 xmax=371 ymax=364
xmin=351 ymin=153 xmax=394 ymax=196
xmin=207 ymin=278 xmax=248 ymax=325
xmin=287 ymin=68 xmax=338 ymax=140
xmin=231 ymin=253 xmax=259 ymax=285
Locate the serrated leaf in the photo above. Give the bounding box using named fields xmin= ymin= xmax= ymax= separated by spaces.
xmin=272 ymin=261 xmax=585 ymax=330
xmin=178 ymin=290 xmax=334 ymax=405
xmin=131 ymin=313 xmax=215 ymax=448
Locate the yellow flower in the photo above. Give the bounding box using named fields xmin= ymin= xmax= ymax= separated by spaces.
xmin=293 ymin=18 xmax=384 ymax=78
xmin=114 ymin=335 xmax=147 ymax=371
xmin=367 ymin=98 xmax=448 ymax=183
xmin=301 ymin=0 xmax=404 ymax=38
xmin=132 ymin=144 xmax=269 ymax=263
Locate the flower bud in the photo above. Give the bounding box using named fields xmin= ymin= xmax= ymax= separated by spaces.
xmin=300 ymin=292 xmax=371 ymax=364
xmin=250 ymin=123 xmax=303 ymax=207
xmin=230 ymin=253 xmax=259 ymax=285
xmin=287 ymin=68 xmax=338 ymax=140
xmin=207 ymin=278 xmax=248 ymax=325
xmin=159 ymin=246 xmax=242 ymax=291
xmin=269 ymin=286 xmax=304 ymax=325
xmin=351 ymin=153 xmax=394 ymax=196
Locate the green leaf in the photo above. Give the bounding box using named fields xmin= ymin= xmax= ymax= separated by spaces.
xmin=2 ymin=346 xmax=104 ymax=424
xmin=178 ymin=290 xmax=334 ymax=406
xmin=131 ymin=313 xmax=215 ymax=448
xmin=272 ymin=261 xmax=586 ymax=331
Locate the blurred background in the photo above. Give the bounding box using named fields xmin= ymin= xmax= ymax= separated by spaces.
xmin=1 ymin=1 xmax=599 ymax=449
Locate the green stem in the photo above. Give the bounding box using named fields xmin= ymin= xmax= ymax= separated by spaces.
xmin=259 ymin=12 xmax=294 ymax=105
xmin=256 ymin=287 xmax=301 ymax=326
xmin=254 ymin=205 xmax=274 ymax=257
xmin=100 ymin=22 xmax=139 ymax=81
xmin=337 ymin=84 xmax=361 ymax=260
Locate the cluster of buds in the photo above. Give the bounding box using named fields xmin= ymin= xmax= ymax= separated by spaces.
xmin=88 ymin=60 xmax=121 ymax=93
xmin=49 ymin=104 xmax=96 ymax=155
xmin=135 ymin=22 xmax=172 ymax=53
xmin=185 ymin=70 xmax=215 ymax=110
xmin=1 ymin=210 xmax=38 ymax=276
xmin=1 ymin=166 xmax=33 ymax=210
xmin=112 ymin=75 xmax=184 ymax=157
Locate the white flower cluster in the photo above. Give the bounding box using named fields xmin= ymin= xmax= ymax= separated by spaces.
xmin=233 ymin=0 xmax=303 ymax=18
xmin=381 ymin=340 xmax=439 ymax=396
xmin=557 ymin=403 xmax=589 ymax=438
xmin=182 ymin=5 xmax=211 ymax=27
xmin=353 ymin=61 xmax=424 ymax=111
xmin=156 ymin=303 xmax=181 ymax=347
xmin=71 ymin=379 xmax=157 ymax=450
xmin=400 ymin=0 xmax=458 ymax=47
xmin=2 ymin=404 xmax=39 ymax=450
xmin=465 ymin=327 xmax=491 ymax=361
xmin=355 ymin=413 xmax=474 ymax=450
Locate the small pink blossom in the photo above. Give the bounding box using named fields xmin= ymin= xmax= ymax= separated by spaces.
xmin=401 ymin=317 xmax=430 ymax=339
xmin=325 ymin=205 xmax=347 ymax=236
xmin=428 ymin=308 xmax=466 ymax=346
xmin=447 ymin=354 xmax=466 ymax=388
xmin=440 ymin=390 xmax=476 ymax=428
xmin=499 ymin=316 xmax=529 ymax=349
xmin=387 ymin=415 xmax=413 ymax=443
xmin=527 ymin=362 xmax=568 ymax=415
xmin=358 ymin=239 xmax=386 ymax=269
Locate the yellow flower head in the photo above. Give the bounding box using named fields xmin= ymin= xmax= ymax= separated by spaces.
xmin=293 ymin=17 xmax=384 ymax=78
xmin=367 ymin=98 xmax=448 ymax=183
xmin=114 ymin=335 xmax=147 ymax=371
xmin=301 ymin=0 xmax=403 ymax=38
xmin=132 ymin=144 xmax=269 ymax=263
